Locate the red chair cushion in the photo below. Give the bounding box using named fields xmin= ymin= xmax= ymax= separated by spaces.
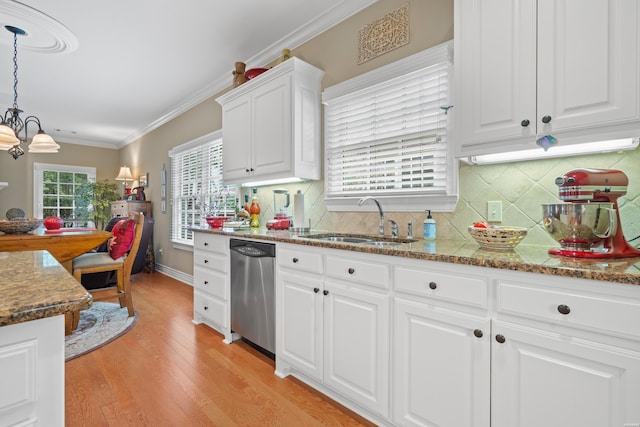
xmin=108 ymin=219 xmax=135 ymax=260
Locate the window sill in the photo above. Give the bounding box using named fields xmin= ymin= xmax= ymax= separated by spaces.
xmin=325 ymin=194 xmax=458 ymax=213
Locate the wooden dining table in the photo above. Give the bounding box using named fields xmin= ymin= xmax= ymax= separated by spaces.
xmin=0 ymin=228 xmax=111 ymax=273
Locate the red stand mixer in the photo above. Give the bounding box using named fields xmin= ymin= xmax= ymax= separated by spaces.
xmin=543 ymin=168 xmax=640 ymax=258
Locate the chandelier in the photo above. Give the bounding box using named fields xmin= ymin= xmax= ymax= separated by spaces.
xmin=0 ymin=25 xmax=59 ymax=159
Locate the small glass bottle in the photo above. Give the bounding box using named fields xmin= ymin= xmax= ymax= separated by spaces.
xmin=249 ymin=189 xmax=260 ymax=228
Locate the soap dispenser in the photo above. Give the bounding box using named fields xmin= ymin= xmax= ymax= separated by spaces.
xmin=423 ymin=210 xmax=436 ymax=239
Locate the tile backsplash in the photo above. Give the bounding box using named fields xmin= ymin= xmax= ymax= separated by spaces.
xmin=251 ymin=147 xmax=640 ymax=247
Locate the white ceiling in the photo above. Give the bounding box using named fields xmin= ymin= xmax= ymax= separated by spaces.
xmin=0 ymin=0 xmax=377 ymax=148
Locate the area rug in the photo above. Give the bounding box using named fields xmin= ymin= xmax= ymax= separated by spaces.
xmin=65 ymin=302 xmax=138 ymax=361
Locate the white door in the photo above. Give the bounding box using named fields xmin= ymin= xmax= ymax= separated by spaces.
xmin=252 ymin=74 xmax=293 ymax=178
xmin=536 ymin=0 xmax=640 ymax=134
xmin=455 ymin=0 xmax=537 ymax=154
xmin=323 ymin=280 xmax=390 ymax=418
xmin=222 ymin=97 xmax=252 ymax=182
xmin=492 ymin=321 xmax=640 ymax=427
xmin=393 ymin=298 xmax=490 ymax=427
xmin=276 ymin=271 xmax=323 ymax=381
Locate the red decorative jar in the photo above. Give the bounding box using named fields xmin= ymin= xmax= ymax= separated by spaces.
xmin=43 ymin=216 xmax=64 ymax=230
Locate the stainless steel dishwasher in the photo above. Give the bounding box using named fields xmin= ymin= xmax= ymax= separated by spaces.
xmin=229 ymin=238 xmax=276 ymax=355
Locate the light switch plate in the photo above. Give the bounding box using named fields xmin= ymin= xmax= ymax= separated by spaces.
xmin=487 ymin=201 xmax=503 ymax=222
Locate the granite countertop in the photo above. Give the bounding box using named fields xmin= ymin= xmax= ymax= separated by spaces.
xmin=192 ymin=227 xmax=640 ymax=286
xmin=0 ymin=250 xmax=92 ymax=327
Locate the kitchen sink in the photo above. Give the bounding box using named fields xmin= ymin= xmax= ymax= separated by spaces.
xmin=299 ymin=233 xmax=416 ymax=245
xmin=308 ymin=236 xmax=374 ymax=243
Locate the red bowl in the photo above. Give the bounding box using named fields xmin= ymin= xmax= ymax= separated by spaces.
xmin=245 ymin=68 xmax=269 ymax=80
xmin=206 ymin=216 xmax=229 ymax=228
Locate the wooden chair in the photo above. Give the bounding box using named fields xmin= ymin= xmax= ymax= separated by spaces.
xmin=71 ymin=212 xmax=144 ymax=327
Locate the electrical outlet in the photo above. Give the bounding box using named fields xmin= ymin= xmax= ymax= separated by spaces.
xmin=487 ymin=201 xmax=503 ymax=222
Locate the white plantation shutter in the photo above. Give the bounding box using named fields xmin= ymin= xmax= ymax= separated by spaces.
xmin=322 ymin=41 xmax=457 ymax=212
xmin=169 ymin=130 xmax=235 ymax=245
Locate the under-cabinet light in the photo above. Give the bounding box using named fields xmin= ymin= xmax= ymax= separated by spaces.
xmin=241 ymin=176 xmax=305 ymax=188
xmin=464 ymin=137 xmax=639 ymax=165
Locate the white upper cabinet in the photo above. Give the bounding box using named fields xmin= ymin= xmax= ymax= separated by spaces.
xmin=454 ymin=0 xmax=640 ymax=158
xmin=216 ymin=58 xmax=324 ymax=185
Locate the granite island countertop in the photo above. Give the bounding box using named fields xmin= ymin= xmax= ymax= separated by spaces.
xmin=191 ymin=227 xmax=640 ymax=286
xmin=0 ymin=250 xmax=92 ymax=327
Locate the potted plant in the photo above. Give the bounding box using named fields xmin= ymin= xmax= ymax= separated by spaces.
xmin=75 ymin=180 xmax=120 ymax=230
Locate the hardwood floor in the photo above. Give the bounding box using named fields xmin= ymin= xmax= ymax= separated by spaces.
xmin=65 ymin=272 xmax=375 ymax=426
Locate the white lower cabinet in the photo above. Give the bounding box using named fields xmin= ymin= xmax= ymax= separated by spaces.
xmin=0 ymin=316 xmax=64 ymax=427
xmin=276 ymin=244 xmax=390 ymax=421
xmin=393 ymin=298 xmax=490 ymax=427
xmin=192 ymin=232 xmax=234 ymax=343
xmin=491 ymin=320 xmax=640 ymax=427
xmin=254 ymin=239 xmax=640 ymax=426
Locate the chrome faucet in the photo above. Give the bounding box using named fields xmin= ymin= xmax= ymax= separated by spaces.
xmin=358 ymin=196 xmax=384 ymax=236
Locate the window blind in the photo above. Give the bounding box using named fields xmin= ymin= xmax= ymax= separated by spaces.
xmin=323 ymin=41 xmax=454 ymax=205
xmin=169 ymin=131 xmax=235 ymax=245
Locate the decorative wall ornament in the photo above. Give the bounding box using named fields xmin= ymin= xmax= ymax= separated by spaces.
xmin=357 ymin=3 xmax=409 ymax=65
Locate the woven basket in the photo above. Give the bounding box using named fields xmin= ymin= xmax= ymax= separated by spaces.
xmin=468 ymin=225 xmax=527 ymax=251
xmin=0 ymin=219 xmax=42 ymax=234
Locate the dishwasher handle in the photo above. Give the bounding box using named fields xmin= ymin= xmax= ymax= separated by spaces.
xmin=230 ymin=238 xmax=276 ymax=258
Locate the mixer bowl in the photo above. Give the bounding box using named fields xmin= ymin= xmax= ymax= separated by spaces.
xmin=542 ymin=203 xmax=616 ymax=250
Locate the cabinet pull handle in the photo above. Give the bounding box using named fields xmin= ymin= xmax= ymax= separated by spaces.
xmin=474 ymin=329 xmax=483 ymax=338
xmin=495 ymin=334 xmax=506 ymax=344
xmin=323 ymin=290 xmax=329 ymax=296
xmin=348 ymin=267 xmax=355 ymax=275
xmin=292 ymin=257 xmax=299 ymax=263
xmin=520 ymin=119 xmax=530 ymax=127
xmin=428 ymin=281 xmax=437 ymax=290
xmin=541 ymin=115 xmax=552 ymax=124
xmin=557 ymin=304 xmax=571 ymax=315
xmin=314 ymin=287 xmax=320 ymax=293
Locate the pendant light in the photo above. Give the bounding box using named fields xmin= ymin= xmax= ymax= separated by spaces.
xmin=0 ymin=25 xmax=59 ymax=159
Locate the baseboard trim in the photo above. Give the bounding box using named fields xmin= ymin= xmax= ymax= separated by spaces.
xmin=154 ymin=263 xmax=193 ymax=286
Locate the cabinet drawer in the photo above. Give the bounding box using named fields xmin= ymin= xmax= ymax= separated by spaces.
xmin=193 ymin=266 xmax=227 ymax=300
xmin=325 ymin=255 xmax=389 ymax=290
xmin=277 ymin=246 xmax=323 ymax=274
xmin=194 ymin=290 xmax=227 ymax=328
xmin=193 ymin=233 xmax=228 ymax=255
xmin=193 ymin=251 xmax=227 ymax=273
xmin=497 ymin=281 xmax=640 ymax=340
xmin=394 ymin=266 xmax=488 ymax=309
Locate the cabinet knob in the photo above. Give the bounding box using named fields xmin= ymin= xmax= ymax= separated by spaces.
xmin=245 ymin=168 xmax=250 ymax=173
xmin=428 ymin=281 xmax=437 ymax=290
xmin=204 ymin=242 xmax=209 ymax=246
xmin=495 ymin=334 xmax=506 ymax=344
xmin=314 ymin=287 xmax=320 ymax=293
xmin=473 ymin=329 xmax=483 ymax=338
xmin=204 ymin=259 xmax=208 ymax=264
xmin=323 ymin=290 xmax=329 ymax=296
xmin=292 ymin=257 xmax=299 ymax=263
xmin=557 ymin=304 xmax=571 ymax=315
xmin=204 ymin=281 xmax=208 ymax=285
xmin=520 ymin=119 xmax=530 ymax=127
xmin=204 ymin=306 xmax=209 ymax=311
xmin=348 ymin=267 xmax=355 ymax=275
xmin=541 ymin=115 xmax=552 ymax=124
xmin=250 ymin=168 xmax=255 ymax=172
